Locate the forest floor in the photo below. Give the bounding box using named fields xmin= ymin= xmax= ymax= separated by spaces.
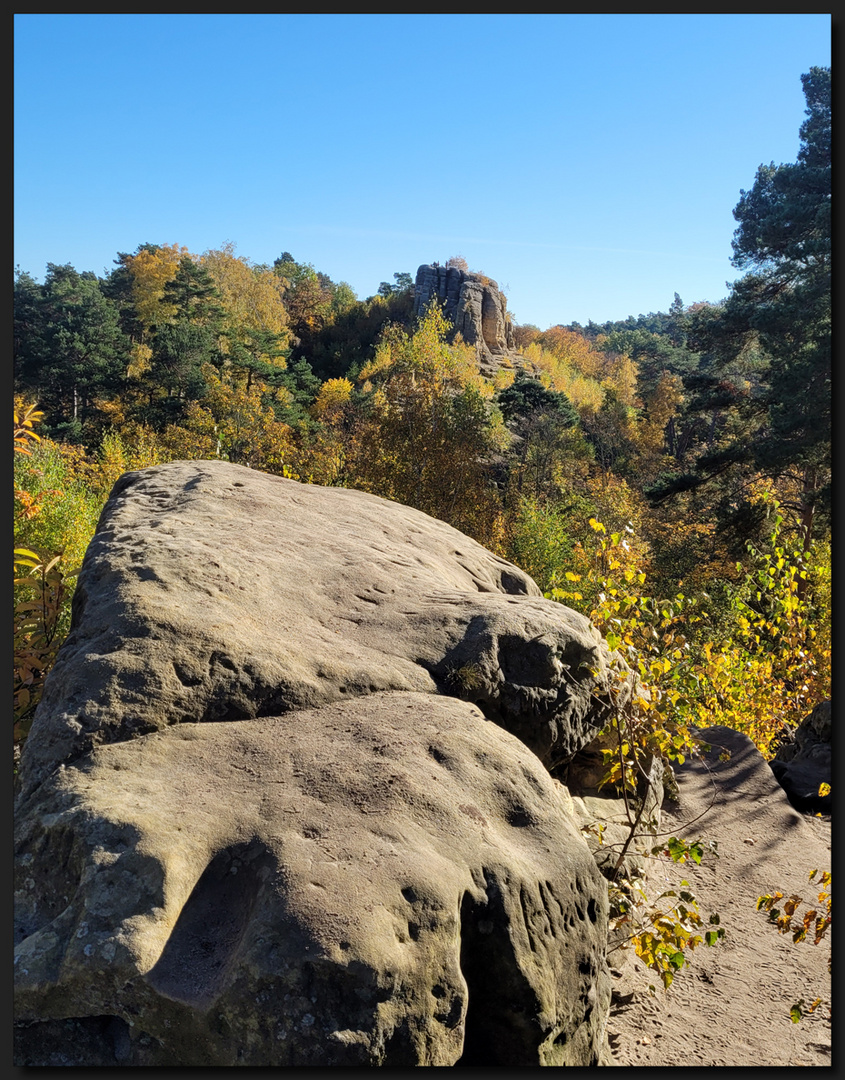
xmin=603 ymin=726 xmax=832 ymax=1068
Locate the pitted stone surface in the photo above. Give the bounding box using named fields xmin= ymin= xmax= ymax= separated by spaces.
xmin=15 ymin=693 xmax=611 ymax=1067
xmin=19 ymin=460 xmax=623 ymax=799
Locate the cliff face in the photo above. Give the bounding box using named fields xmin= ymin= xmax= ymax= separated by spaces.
xmin=414 ymin=264 xmax=515 ymax=367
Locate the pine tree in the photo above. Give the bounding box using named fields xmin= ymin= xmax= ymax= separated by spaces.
xmin=649 ymin=68 xmax=830 ymax=543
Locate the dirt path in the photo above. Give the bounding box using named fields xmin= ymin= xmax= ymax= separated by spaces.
xmin=604 ymin=726 xmax=832 ymax=1067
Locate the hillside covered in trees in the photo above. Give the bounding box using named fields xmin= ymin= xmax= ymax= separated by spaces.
xmin=15 ymin=69 xmax=830 ymax=768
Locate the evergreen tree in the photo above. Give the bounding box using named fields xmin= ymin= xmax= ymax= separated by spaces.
xmin=649 ymin=68 xmax=831 ymax=542
xmin=497 ymin=372 xmax=580 ymax=429
xmin=138 ymin=257 xmax=226 ymax=426
xmin=14 ymin=264 xmax=130 ymax=440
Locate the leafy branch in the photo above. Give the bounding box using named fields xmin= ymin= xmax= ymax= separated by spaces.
xmin=757 ymin=866 xmax=831 ymax=1022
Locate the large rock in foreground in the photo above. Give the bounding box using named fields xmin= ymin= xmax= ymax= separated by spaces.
xmin=19 ymin=461 xmax=621 ymax=799
xmin=15 ymin=692 xmax=611 ymax=1066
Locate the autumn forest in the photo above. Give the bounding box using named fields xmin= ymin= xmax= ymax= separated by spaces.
xmin=14 ymin=69 xmax=830 ymax=769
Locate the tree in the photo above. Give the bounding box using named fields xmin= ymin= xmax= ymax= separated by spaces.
xmin=497 ymin=373 xmax=588 ymax=505
xmin=200 ymin=243 xmax=290 ymax=389
xmin=583 ymin=388 xmax=636 ymax=487
xmin=14 ymin=264 xmax=130 ymax=440
xmin=273 ymin=253 xmax=333 ymax=333
xmin=159 ymin=255 xmax=225 ymax=327
xmin=512 ymin=323 xmax=541 ymax=351
xmin=631 ymin=370 xmax=685 ymax=482
xmin=349 ymin=304 xmax=503 ymax=542
xmin=117 ymin=243 xmax=188 ymax=333
xmin=173 ymin=363 xmax=295 ymax=472
xmin=497 ymin=373 xmax=580 ymax=429
xmin=377 ymin=271 xmax=414 ymax=298
xmin=135 ymin=256 xmax=225 ymax=425
xmin=649 ymin=68 xmax=831 ymax=546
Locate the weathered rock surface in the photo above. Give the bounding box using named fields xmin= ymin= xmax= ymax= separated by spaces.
xmin=15 ymin=692 xmax=611 ymax=1066
xmin=19 ymin=460 xmax=624 ymax=801
xmin=15 ymin=460 xmax=626 ymax=1066
xmin=770 ymin=699 xmax=831 ymax=812
xmin=414 ymin=264 xmax=516 ymax=371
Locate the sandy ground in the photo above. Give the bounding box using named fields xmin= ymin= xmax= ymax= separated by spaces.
xmin=603 ymin=726 xmax=832 ymax=1068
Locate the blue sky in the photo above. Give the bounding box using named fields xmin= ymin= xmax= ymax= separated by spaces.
xmin=14 ymin=14 xmax=830 ymax=330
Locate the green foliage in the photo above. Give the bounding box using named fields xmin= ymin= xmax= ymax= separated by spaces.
xmin=444 ymin=662 xmax=484 ymax=694
xmin=653 ymin=68 xmax=830 ymax=533
xmin=608 ymin=862 xmax=724 ymax=989
xmin=497 ymin=372 xmax=579 ymax=428
xmin=14 ymin=439 xmax=103 ymax=574
xmin=677 ymin=496 xmax=830 ymax=757
xmin=14 ymin=263 xmax=130 ymax=440
xmin=295 ymin=289 xmax=415 ymax=380
xmin=377 ymin=271 xmax=414 ymax=297
xmin=14 ymin=546 xmax=77 ymax=738
xmin=550 ymin=496 xmax=829 ymax=761
xmin=13 ymin=406 xmax=102 ymax=740
xmin=504 ymin=495 xmax=592 ymax=594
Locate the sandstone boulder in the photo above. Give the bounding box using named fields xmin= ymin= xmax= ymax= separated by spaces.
xmin=770 ymin=700 xmax=831 ymax=812
xmin=15 ymin=460 xmax=626 ymax=1066
xmin=19 ymin=460 xmax=625 ymax=800
xmin=15 ymin=692 xmax=611 ymax=1066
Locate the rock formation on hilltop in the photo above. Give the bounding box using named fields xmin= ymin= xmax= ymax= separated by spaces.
xmin=414 ymin=263 xmax=516 ymax=372
xmin=15 ymin=460 xmax=622 ymax=1067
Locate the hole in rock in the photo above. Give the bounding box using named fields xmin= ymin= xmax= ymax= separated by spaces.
xmin=455 ymin=883 xmax=544 ymax=1066
xmin=146 ymin=838 xmax=275 ymax=1009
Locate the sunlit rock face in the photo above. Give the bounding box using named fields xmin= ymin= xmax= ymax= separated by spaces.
xmin=414 ymin=264 xmax=515 ymax=370
xmin=18 ymin=461 xmax=623 ymax=800
xmin=15 ymin=460 xmax=617 ymax=1066
xmin=15 ymin=693 xmax=611 ymax=1066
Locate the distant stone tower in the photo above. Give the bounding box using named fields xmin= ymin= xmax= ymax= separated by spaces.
xmin=414 ymin=264 xmax=516 ymax=372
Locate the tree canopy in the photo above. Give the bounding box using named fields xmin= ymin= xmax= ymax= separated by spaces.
xmin=648 ymin=67 xmax=831 ymax=542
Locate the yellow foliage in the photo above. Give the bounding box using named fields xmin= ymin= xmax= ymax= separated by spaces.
xmin=200 ymin=242 xmax=290 ymax=367
xmin=127 ymin=342 xmax=153 ymax=378
xmin=14 ymin=399 xmax=43 ymax=455
xmin=173 ymin=364 xmax=294 ymax=473
xmin=552 ymin=497 xmax=830 ymax=766
xmin=312 ymin=377 xmax=354 ymax=421
xmin=125 ymin=243 xmax=189 ymax=332
xmin=158 ymin=421 xmax=217 ymax=462
xmin=350 ymin=304 xmax=504 ymax=543
xmin=603 ymin=353 xmax=639 ymax=408
xmin=536 ymin=326 xmax=606 ymax=379
xmin=632 ymin=371 xmax=684 ymax=483
xmin=89 ymin=427 xmax=171 ymax=496
xmin=521 ymin=342 xmax=605 ymax=414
